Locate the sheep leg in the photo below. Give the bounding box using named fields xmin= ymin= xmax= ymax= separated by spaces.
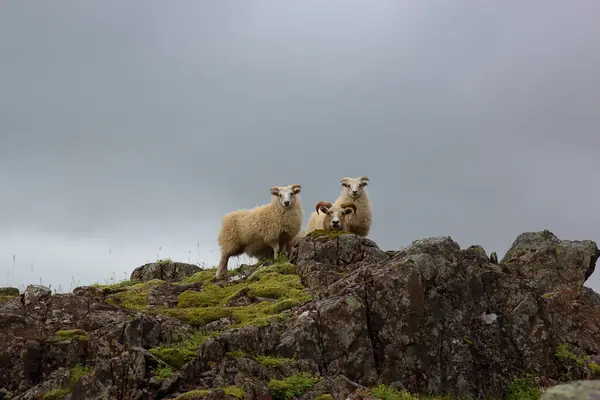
xmin=271 ymin=243 xmax=280 ymax=260
xmin=216 ymin=252 xmax=230 ymax=280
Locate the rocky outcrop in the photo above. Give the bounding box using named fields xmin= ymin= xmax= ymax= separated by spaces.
xmin=131 ymin=261 xmax=203 ymax=283
xmin=1 ymin=230 xmax=600 ymax=399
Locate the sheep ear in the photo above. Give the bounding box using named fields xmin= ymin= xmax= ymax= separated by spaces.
xmin=270 ymin=186 xmax=280 ymax=196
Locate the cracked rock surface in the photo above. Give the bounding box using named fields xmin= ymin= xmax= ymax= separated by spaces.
xmin=2 ymin=230 xmax=600 ymax=399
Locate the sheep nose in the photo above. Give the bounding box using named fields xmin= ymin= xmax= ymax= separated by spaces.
xmin=284 ymin=200 xmax=290 ymax=206
xmin=332 ymin=220 xmax=340 ymax=226
xmin=352 ymin=190 xmax=358 ymax=195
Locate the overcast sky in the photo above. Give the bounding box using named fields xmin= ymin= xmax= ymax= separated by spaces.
xmin=2 ymin=1 xmax=600 ymax=293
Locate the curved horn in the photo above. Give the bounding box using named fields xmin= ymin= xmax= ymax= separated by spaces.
xmin=360 ymin=176 xmax=369 ymax=182
xmin=315 ymin=201 xmax=332 ymax=214
xmin=340 ymin=202 xmax=357 ymax=214
xmin=291 ymin=184 xmax=302 ymax=193
xmin=270 ymin=186 xmax=280 ymax=195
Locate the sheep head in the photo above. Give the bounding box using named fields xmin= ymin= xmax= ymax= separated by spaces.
xmin=271 ymin=184 xmax=302 ymax=209
xmin=340 ymin=176 xmax=369 ymax=199
xmin=316 ymin=201 xmax=357 ymax=231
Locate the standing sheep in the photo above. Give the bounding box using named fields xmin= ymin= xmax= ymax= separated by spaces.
xmin=216 ymin=184 xmax=304 ymax=279
xmin=332 ymin=176 xmax=372 ymax=236
xmin=306 ymin=201 xmax=357 ymax=232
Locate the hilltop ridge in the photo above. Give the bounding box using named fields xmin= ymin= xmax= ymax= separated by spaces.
xmin=1 ymin=229 xmax=600 ymax=399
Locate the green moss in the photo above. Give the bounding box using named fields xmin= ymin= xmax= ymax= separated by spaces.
xmin=91 ymin=279 xmax=141 ymax=292
xmin=307 ymin=229 xmax=351 ymax=239
xmin=42 ymin=388 xmax=71 ymax=400
xmin=0 ymin=288 xmax=19 ymax=305
xmin=0 ymin=294 xmax=17 ymax=304
xmin=183 ymin=268 xmax=219 ymax=283
xmin=153 ymin=365 xmax=173 ymax=380
xmin=156 ymin=258 xmax=173 ymax=266
xmin=555 ymin=343 xmax=584 ymax=366
xmin=149 ymin=331 xmax=214 ymax=369
xmin=256 ymin=355 xmax=294 ymax=367
xmin=247 ymin=263 xmax=297 ymax=281
xmin=589 ymin=362 xmax=600 ymax=375
xmin=163 ymin=261 xmax=312 ymax=329
xmin=268 ymin=374 xmax=320 ymax=400
xmin=104 ymin=279 xmax=164 ymax=310
xmin=226 ymin=351 xmax=249 ymax=359
xmin=370 ymin=384 xmax=420 ymax=400
xmin=70 ymin=365 xmax=92 ymax=385
xmin=505 ymin=376 xmax=542 ymax=400
xmin=173 ymin=390 xmax=211 ymax=399
xmin=541 ymin=292 xmax=554 ymax=299
xmin=314 ymin=395 xmax=336 ymax=400
xmin=222 ymin=386 xmax=245 ymax=398
xmin=55 ymin=329 xmax=89 ymax=341
xmin=463 ymin=337 xmax=473 ymax=345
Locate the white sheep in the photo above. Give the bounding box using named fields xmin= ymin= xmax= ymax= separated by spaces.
xmin=332 ymin=176 xmax=372 ymax=237
xmin=288 ymin=200 xmax=357 ymax=250
xmin=216 ymin=184 xmax=304 ymax=279
xmin=305 ymin=201 xmax=357 ymax=233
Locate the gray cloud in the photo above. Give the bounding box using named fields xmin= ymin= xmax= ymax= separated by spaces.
xmin=2 ymin=0 xmax=600 ymax=291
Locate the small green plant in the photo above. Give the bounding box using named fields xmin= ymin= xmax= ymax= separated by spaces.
xmin=555 ymin=343 xmax=584 ymax=366
xmin=588 ymin=362 xmax=600 ymax=375
xmin=149 ymin=331 xmax=215 ymax=368
xmin=222 ymin=386 xmax=245 ymax=398
xmin=314 ymin=395 xmax=336 ymax=400
xmin=371 ymin=384 xmax=420 ymax=400
xmin=70 ymin=365 xmax=93 ymax=385
xmin=225 ymin=351 xmax=248 ymax=359
xmin=173 ymin=389 xmax=211 ymax=399
xmin=505 ymin=376 xmax=542 ymax=400
xmin=153 ymin=365 xmax=173 ymax=380
xmin=55 ymin=329 xmax=89 ymax=341
xmin=268 ymin=374 xmax=320 ymax=400
xmin=255 ymin=355 xmax=293 ymax=367
xmin=42 ymin=388 xmax=71 ymax=400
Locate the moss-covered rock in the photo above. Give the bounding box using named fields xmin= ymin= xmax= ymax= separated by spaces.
xmin=505 ymin=376 xmax=542 ymax=400
xmin=255 ymin=355 xmax=294 ymax=367
xmin=148 ymin=331 xmax=215 ymax=369
xmin=0 ymin=287 xmax=20 ymax=305
xmin=173 ymin=389 xmax=211 ymax=399
xmin=42 ymin=388 xmax=71 ymax=400
xmin=54 ymin=329 xmax=88 ymax=341
xmin=268 ymin=374 xmax=320 ymax=400
xmin=222 ymin=385 xmax=245 ymax=398
xmin=307 ymin=229 xmax=352 ymax=239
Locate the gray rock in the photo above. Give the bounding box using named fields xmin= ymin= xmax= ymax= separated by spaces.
xmin=23 ymin=285 xmax=51 ymax=305
xmin=130 ymin=261 xmax=202 ymax=282
xmin=542 ymin=380 xmax=600 ymax=399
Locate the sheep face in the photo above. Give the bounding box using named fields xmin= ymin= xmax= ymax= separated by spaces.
xmin=316 ymin=201 xmax=357 ymax=231
xmin=270 ymin=184 xmax=302 ymax=209
xmin=340 ymin=176 xmax=369 ymax=199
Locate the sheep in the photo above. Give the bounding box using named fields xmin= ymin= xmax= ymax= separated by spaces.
xmin=287 ymin=200 xmax=357 ymax=253
xmin=306 ymin=201 xmax=357 ymax=233
xmin=332 ymin=176 xmax=372 ymax=237
xmin=216 ymin=184 xmax=304 ymax=279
